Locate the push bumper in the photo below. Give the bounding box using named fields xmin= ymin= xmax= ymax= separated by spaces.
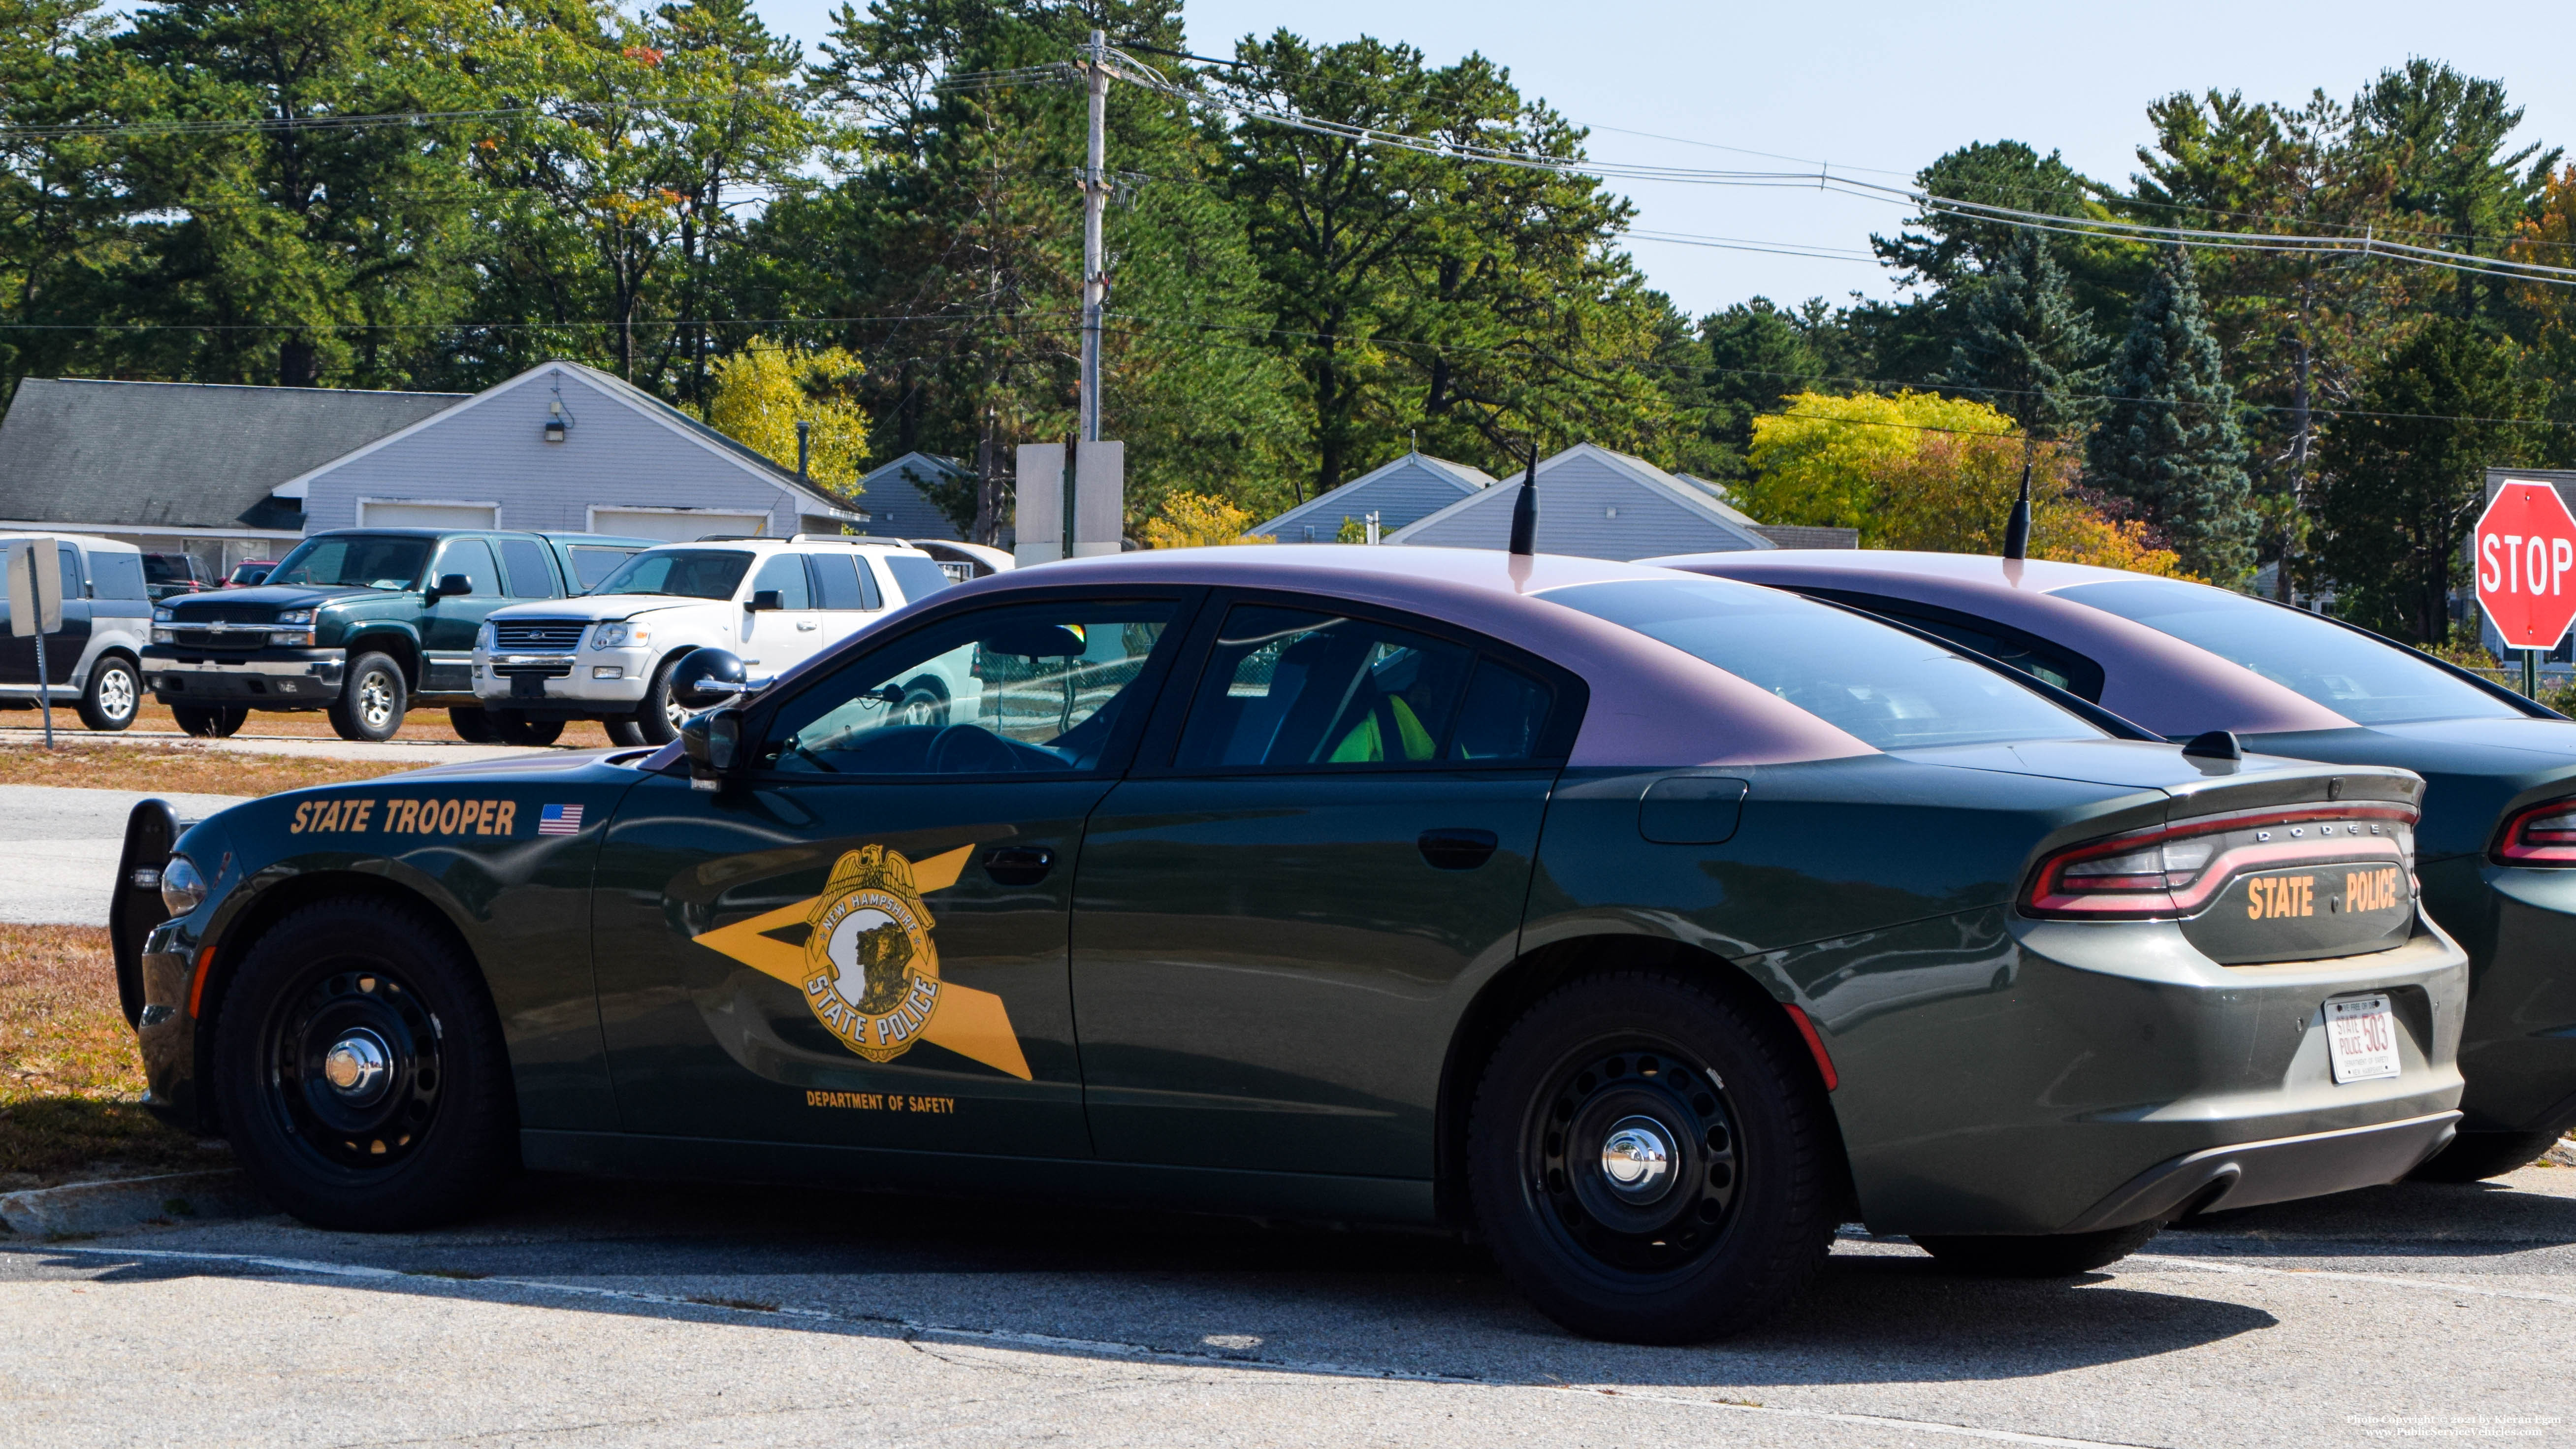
xmin=143 ymin=646 xmax=341 ymax=705
xmin=2062 ymin=1110 xmax=2461 ymax=1232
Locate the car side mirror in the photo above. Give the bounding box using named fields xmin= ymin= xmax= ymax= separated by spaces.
xmin=746 ymin=589 xmax=783 ymax=612
xmin=429 ymin=573 xmax=473 ymax=600
xmin=679 ymin=707 xmax=745 ymax=791
xmin=671 ymin=647 xmax=748 ymax=707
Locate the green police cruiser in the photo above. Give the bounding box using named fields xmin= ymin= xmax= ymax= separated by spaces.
xmin=115 ymin=548 xmax=2469 ymax=1343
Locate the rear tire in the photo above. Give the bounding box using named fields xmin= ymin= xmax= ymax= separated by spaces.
xmin=489 ymin=711 xmax=565 ymax=746
xmin=1914 ymin=1224 xmax=2161 ymax=1276
xmin=210 ymin=897 xmax=517 ymax=1231
xmin=79 ymin=656 xmax=141 ymax=731
xmin=1467 ymin=969 xmax=1838 ymax=1344
xmin=328 ymin=652 xmax=406 ymax=742
xmin=447 ymin=707 xmax=497 ymax=743
xmin=171 ymin=704 xmax=248 ymax=738
xmin=2409 ymin=1128 xmax=2563 ymax=1183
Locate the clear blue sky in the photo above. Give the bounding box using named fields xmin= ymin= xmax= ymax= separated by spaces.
xmin=741 ymin=0 xmax=2572 ymax=321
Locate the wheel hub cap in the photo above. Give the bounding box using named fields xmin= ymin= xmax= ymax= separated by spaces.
xmin=1599 ymin=1116 xmax=1674 ymax=1202
xmin=322 ymin=1030 xmax=390 ymax=1101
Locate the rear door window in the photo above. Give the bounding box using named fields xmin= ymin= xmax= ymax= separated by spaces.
xmin=811 ymin=552 xmax=875 ymax=610
xmin=1173 ymin=605 xmax=1481 ymax=770
xmin=90 ymin=552 xmax=148 ymax=601
xmin=496 ymin=539 xmax=559 ymax=598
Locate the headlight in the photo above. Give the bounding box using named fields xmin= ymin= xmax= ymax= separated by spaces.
xmin=591 ymin=621 xmax=650 ymax=649
xmin=270 ymin=628 xmax=316 ymax=646
xmin=276 ymin=609 xmax=314 ymax=625
xmin=153 ymin=607 xmax=173 ymax=623
xmin=160 ymin=855 xmax=206 ymax=917
xmin=477 ymin=621 xmax=496 ymax=649
xmin=151 ymin=626 xmax=176 ymax=644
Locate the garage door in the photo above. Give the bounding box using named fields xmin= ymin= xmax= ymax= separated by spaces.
xmin=590 ymin=509 xmax=770 ymax=544
xmin=358 ymin=501 xmax=499 ymax=530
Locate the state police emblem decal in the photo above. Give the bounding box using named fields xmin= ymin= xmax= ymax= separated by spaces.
xmin=803 ymin=844 xmax=941 ymax=1062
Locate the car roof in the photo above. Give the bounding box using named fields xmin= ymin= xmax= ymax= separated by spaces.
xmin=632 ymin=536 xmax=935 ymax=556
xmin=0 ymin=532 xmax=140 ymax=554
xmin=1648 ymin=548 xmax=2354 ymax=737
xmin=927 ymin=545 xmax=1880 ymax=768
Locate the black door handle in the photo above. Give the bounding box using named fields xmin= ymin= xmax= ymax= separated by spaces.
xmin=1418 ymin=828 xmax=1498 ymax=871
xmin=983 ymin=845 xmax=1055 ymax=886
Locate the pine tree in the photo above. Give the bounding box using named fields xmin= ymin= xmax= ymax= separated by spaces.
xmin=2088 ymin=245 xmax=2255 ymax=583
xmin=1940 ymin=230 xmax=2103 ymax=447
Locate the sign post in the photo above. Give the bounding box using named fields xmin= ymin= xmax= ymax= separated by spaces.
xmin=2472 ymin=481 xmax=2576 ymax=698
xmin=6 ymin=535 xmax=66 ymax=747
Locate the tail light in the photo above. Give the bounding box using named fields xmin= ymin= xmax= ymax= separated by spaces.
xmin=2025 ymin=804 xmax=2417 ymax=919
xmin=2496 ymin=796 xmax=2576 ymax=864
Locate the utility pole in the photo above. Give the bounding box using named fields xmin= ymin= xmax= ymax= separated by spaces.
xmin=1079 ymin=28 xmax=1108 ymax=444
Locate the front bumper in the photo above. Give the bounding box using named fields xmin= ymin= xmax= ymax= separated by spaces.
xmin=474 ymin=647 xmax=652 ymax=711
xmin=142 ymin=646 xmax=341 ymax=706
xmin=1803 ymin=910 xmax=2469 ymax=1237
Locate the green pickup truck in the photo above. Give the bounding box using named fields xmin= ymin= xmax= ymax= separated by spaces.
xmin=142 ymin=528 xmax=653 ymax=742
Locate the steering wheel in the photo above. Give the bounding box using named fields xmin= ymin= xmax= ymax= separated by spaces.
xmin=925 ymin=723 xmax=1020 ymax=774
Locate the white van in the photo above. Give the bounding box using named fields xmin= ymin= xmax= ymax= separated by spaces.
xmin=473 ymin=536 xmax=964 ymax=743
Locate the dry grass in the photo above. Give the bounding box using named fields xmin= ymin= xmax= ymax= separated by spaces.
xmin=0 ymin=741 xmax=422 ymax=796
xmin=0 ymin=924 xmax=229 ymax=1190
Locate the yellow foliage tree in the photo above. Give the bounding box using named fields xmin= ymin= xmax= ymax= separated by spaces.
xmin=1141 ymin=492 xmax=1275 ymax=548
xmin=2513 ymin=165 xmax=2576 ymax=340
xmin=700 ymin=340 xmax=870 ymax=497
xmin=1744 ymin=389 xmax=2186 ymax=577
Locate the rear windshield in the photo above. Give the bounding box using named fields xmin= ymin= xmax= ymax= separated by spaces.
xmin=2052 ymin=579 xmax=2520 ymax=726
xmin=592 ymin=548 xmax=754 ymax=600
xmin=1542 ymin=577 xmax=2104 ymax=750
xmin=267 ymin=535 xmax=432 ymax=590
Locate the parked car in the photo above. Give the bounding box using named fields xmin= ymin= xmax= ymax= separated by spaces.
xmin=142 ymin=528 xmax=654 ymax=742
xmin=472 ymin=535 xmax=960 ymax=745
xmin=0 ymin=532 xmax=153 ymax=730
xmin=1654 ymin=548 xmax=2576 ymax=1183
xmin=140 ymin=551 xmax=214 ymax=602
xmin=223 ymin=560 xmax=278 ymax=588
xmin=119 ymin=548 xmax=2468 ymax=1343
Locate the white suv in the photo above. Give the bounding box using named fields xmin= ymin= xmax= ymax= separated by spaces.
xmin=473 ymin=537 xmax=963 ymax=744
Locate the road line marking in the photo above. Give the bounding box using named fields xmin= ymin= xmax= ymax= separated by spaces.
xmin=12 ymin=1243 xmax=2169 ymax=1448
xmin=2127 ymin=1254 xmax=2576 ymax=1306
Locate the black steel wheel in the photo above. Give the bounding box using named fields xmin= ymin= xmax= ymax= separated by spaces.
xmin=1469 ymin=969 xmax=1837 ymax=1343
xmin=212 ymin=898 xmax=515 ymax=1230
xmin=1914 ymin=1223 xmax=2161 ymax=1277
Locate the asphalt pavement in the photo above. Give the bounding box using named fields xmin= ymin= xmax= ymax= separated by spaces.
xmin=0 ymin=784 xmax=249 ymax=926
xmin=1 ymin=1166 xmax=2571 ymax=1448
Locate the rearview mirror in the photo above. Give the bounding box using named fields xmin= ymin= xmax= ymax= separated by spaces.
xmin=679 ymin=707 xmax=744 ymax=791
xmin=428 ymin=573 xmax=473 ymax=600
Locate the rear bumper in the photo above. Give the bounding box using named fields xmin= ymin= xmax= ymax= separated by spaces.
xmin=2062 ymin=1110 xmax=2461 ymax=1232
xmin=2425 ymin=860 xmax=2576 ymax=1133
xmin=143 ymin=646 xmax=341 ymax=705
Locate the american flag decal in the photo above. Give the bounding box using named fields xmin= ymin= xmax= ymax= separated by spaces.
xmin=538 ymin=803 xmax=584 ymax=836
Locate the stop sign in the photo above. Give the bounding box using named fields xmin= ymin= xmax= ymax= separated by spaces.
xmin=2475 ymin=480 xmax=2576 ymax=651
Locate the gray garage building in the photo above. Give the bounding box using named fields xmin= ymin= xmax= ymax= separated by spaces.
xmin=283 ymin=360 xmax=868 ymax=544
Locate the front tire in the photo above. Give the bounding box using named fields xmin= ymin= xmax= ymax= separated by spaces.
xmin=171 ymin=703 xmax=248 ymax=738
xmin=1467 ymin=969 xmax=1838 ymax=1343
xmin=79 ymin=655 xmax=141 ymax=731
xmin=1914 ymin=1224 xmax=2161 ymax=1277
xmin=489 ymin=711 xmax=565 ymax=746
xmin=631 ymin=655 xmax=690 ymax=746
xmin=2409 ymin=1128 xmax=2563 ymax=1183
xmin=328 ymin=652 xmax=406 ymax=742
xmin=448 ymin=707 xmax=497 ymax=743
xmin=210 ymin=898 xmax=516 ymax=1230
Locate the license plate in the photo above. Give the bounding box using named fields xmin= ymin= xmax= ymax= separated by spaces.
xmin=510 ymin=673 xmax=546 ymax=700
xmin=2325 ymin=995 xmax=2401 ymax=1084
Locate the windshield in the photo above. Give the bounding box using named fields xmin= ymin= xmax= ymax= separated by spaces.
xmin=590 ymin=548 xmax=755 ymax=600
xmin=2052 ymin=579 xmax=2520 ymax=726
xmin=267 ymin=535 xmax=433 ymax=590
xmin=1543 ymin=577 xmax=2105 ymax=750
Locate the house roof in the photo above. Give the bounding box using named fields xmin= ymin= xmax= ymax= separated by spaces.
xmin=853 ymin=451 xmax=970 ymax=541
xmin=1385 ymin=443 xmax=1778 ymax=560
xmin=277 ymin=359 xmax=864 ymax=521
xmin=1256 ymin=451 xmax=1495 ymax=541
xmin=0 ymin=377 xmax=466 ymax=532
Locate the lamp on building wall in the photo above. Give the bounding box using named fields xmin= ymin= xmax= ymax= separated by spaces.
xmin=544 ymin=399 xmax=568 ymax=444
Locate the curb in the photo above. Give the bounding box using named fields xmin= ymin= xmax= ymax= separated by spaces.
xmin=0 ymin=1171 xmax=269 ymax=1237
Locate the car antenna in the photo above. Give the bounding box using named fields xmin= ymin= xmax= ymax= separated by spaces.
xmin=1508 ymin=438 xmax=1541 ymax=557
xmin=2001 ymin=460 xmax=2033 ymax=561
